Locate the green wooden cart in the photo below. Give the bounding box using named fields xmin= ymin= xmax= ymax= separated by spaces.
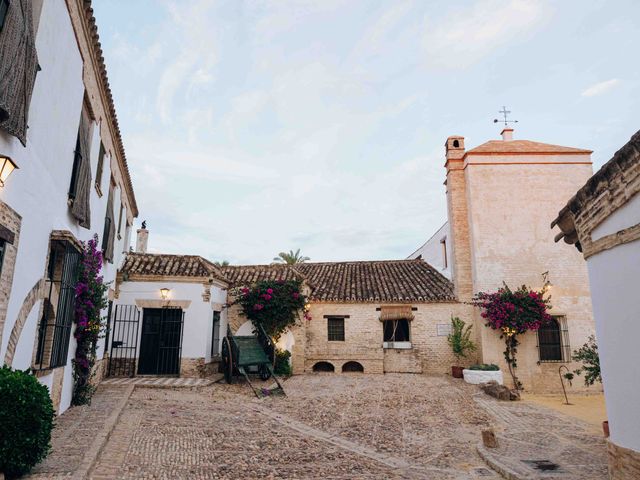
xmin=221 ymin=322 xmax=285 ymax=397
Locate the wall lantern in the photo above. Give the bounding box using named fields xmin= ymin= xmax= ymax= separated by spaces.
xmin=541 ymin=271 xmax=553 ymax=293
xmin=160 ymin=288 xmax=170 ymax=300
xmin=0 ymin=155 xmax=18 ymax=187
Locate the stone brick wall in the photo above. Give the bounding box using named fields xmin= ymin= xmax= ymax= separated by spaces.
xmin=304 ymin=302 xmax=475 ymax=375
xmin=0 ymin=200 xmax=21 ymax=356
xmin=180 ymin=357 xmax=218 ymax=378
xmin=608 ymin=440 xmax=640 ymax=480
xmin=465 ymin=160 xmax=597 ymax=393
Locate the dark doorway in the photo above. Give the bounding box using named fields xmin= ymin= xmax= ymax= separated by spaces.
xmin=138 ymin=307 xmax=184 ymax=375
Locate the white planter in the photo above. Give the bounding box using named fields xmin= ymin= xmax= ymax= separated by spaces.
xmin=463 ymin=369 xmax=503 ymax=385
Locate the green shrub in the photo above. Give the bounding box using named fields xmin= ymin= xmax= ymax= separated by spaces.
xmin=0 ymin=366 xmax=55 ymax=477
xmin=572 ymin=335 xmax=601 ymax=386
xmin=469 ymin=363 xmax=500 ymax=371
xmin=447 ymin=316 xmax=476 ymax=364
xmin=274 ymin=349 xmax=292 ymax=376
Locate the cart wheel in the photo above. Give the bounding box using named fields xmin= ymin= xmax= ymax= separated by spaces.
xmin=259 ymin=364 xmax=272 ymax=381
xmin=221 ymin=337 xmax=233 ymax=384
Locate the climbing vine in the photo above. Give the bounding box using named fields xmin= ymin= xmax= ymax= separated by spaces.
xmin=234 ymin=279 xmax=309 ymax=340
xmin=472 ymin=284 xmax=552 ymax=390
xmin=71 ymin=235 xmax=108 ymax=406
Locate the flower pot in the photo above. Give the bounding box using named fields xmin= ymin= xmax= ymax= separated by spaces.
xmin=463 ymin=368 xmax=503 ymax=385
xmin=602 ymin=421 xmax=610 ymax=438
xmin=451 ymin=366 xmax=464 ymax=378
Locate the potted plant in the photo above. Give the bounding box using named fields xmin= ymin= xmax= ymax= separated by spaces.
xmin=447 ymin=316 xmax=476 ymax=378
xmin=463 ymin=363 xmax=504 ymax=384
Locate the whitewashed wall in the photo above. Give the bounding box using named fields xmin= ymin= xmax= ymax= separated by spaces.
xmin=113 ymin=280 xmax=227 ymax=364
xmin=586 ymin=194 xmax=640 ymax=453
xmin=407 ymin=222 xmax=451 ymax=278
xmin=0 ymin=0 xmax=132 ymax=413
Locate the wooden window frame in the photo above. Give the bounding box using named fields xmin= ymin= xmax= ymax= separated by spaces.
xmin=95 ymin=142 xmax=105 ymax=196
xmin=382 ymin=318 xmax=411 ymax=346
xmin=327 ymin=317 xmax=345 ymax=342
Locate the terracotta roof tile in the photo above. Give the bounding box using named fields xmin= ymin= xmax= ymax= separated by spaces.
xmin=221 ymin=264 xmax=306 ymax=286
xmin=222 ymin=260 xmax=455 ymax=302
xmin=296 ymin=260 xmax=455 ymax=302
xmin=466 ymin=140 xmax=592 ymax=156
xmin=121 ymin=253 xmax=227 ymax=280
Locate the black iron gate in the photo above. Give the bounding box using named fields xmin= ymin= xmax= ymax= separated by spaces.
xmin=107 ymin=304 xmax=141 ymax=377
xmin=138 ymin=307 xmax=184 ymax=376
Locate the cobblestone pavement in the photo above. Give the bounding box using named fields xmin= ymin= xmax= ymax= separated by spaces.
xmin=89 ymin=374 xmax=497 ymax=479
xmin=475 ymin=395 xmax=608 ymax=479
xmin=27 ymin=384 xmax=134 ymax=479
xmin=29 ymin=374 xmax=608 ymax=479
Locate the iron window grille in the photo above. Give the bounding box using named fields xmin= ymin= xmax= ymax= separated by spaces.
xmin=211 ymin=311 xmax=221 ymax=356
xmin=383 ymin=319 xmax=410 ymax=342
xmin=101 ymin=215 xmax=111 ymax=252
xmin=327 ymin=317 xmax=345 ymax=341
xmin=35 ymin=240 xmax=81 ymax=370
xmin=537 ymin=315 xmax=570 ymax=362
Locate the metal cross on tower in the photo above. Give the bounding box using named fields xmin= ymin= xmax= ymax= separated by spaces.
xmin=493 ymin=106 xmax=518 ymax=126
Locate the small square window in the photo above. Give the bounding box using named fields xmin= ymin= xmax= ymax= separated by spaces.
xmin=327 ymin=317 xmax=345 ymax=341
xmin=383 ymin=319 xmax=410 ymax=342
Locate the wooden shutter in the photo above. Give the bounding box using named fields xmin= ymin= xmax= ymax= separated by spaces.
xmin=69 ymin=107 xmax=92 ymax=228
xmin=0 ymin=0 xmax=39 ymax=145
xmin=103 ymin=185 xmax=116 ymax=262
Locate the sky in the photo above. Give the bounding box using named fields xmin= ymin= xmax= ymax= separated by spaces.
xmin=93 ymin=0 xmax=640 ymax=265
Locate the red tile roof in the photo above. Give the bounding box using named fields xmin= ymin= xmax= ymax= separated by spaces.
xmin=466 ymin=140 xmax=592 ymax=156
xmin=221 ymin=264 xmax=306 ymax=286
xmin=296 ymin=260 xmax=455 ymax=302
xmin=121 ymin=253 xmax=227 ymax=280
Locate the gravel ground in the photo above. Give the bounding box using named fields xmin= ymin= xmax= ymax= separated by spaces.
xmin=90 ymin=374 xmax=494 ymax=479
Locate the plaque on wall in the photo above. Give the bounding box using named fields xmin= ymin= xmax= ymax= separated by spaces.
xmin=436 ymin=323 xmax=452 ymax=336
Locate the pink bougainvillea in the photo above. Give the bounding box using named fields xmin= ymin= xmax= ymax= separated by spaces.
xmin=72 ymin=235 xmax=108 ymax=405
xmin=472 ymin=284 xmax=552 ymax=390
xmin=234 ymin=279 xmax=309 ymax=340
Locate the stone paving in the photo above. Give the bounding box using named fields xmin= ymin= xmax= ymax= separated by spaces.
xmin=27 ymin=374 xmax=608 ymax=480
xmin=475 ymin=395 xmax=608 ymax=479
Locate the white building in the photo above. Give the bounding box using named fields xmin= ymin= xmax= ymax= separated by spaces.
xmin=552 ymin=130 xmax=640 ymax=479
xmin=408 ymin=128 xmax=597 ymax=392
xmin=110 ymin=234 xmax=228 ymax=378
xmin=0 ymin=0 xmax=137 ymax=414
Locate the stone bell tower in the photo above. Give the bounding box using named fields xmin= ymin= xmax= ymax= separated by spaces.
xmin=444 ymin=136 xmax=473 ymax=301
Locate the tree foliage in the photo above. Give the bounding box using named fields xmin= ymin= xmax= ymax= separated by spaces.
xmin=234 ymin=279 xmax=310 ymax=340
xmin=272 ymin=249 xmax=310 ymax=264
xmin=472 ymin=284 xmax=552 ymax=390
xmin=572 ymin=335 xmax=601 ymax=386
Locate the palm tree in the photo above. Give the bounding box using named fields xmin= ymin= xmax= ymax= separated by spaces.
xmin=214 ymin=260 xmax=230 ymax=267
xmin=272 ymin=249 xmax=310 ymax=264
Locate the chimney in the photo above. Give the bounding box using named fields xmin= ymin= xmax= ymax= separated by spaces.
xmin=444 ymin=136 xmax=473 ymax=301
xmin=136 ymin=223 xmax=148 ymax=253
xmin=501 ymin=128 xmax=514 ymax=141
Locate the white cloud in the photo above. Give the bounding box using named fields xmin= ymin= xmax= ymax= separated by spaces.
xmin=423 ymin=0 xmax=550 ymax=68
xmin=581 ymin=79 xmax=620 ymax=97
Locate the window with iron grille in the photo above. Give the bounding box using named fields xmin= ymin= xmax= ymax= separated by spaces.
xmin=327 ymin=317 xmax=345 ymax=341
xmin=35 ymin=240 xmax=81 ymax=369
xmin=211 ymin=311 xmax=221 ymax=356
xmin=383 ymin=319 xmax=410 ymax=342
xmin=537 ymin=315 xmax=570 ymax=362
